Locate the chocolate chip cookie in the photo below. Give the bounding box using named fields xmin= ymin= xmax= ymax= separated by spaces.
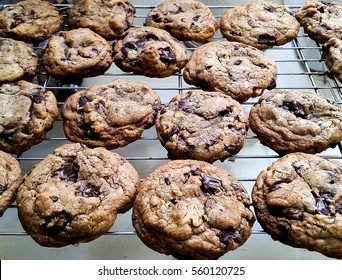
xmin=322 ymin=37 xmax=342 ymax=83
xmin=295 ymin=1 xmax=342 ymax=44
xmin=252 ymin=152 xmax=342 ymax=259
xmin=41 ymin=28 xmax=113 ymax=79
xmin=112 ymin=26 xmax=188 ymax=78
xmin=155 ymin=90 xmax=248 ymax=163
xmin=0 ymin=81 xmax=59 ymax=155
xmin=144 ymin=0 xmax=218 ymax=42
xmin=183 ymin=40 xmax=277 ymax=103
xmin=249 ymin=89 xmax=342 ymax=155
xmin=220 ymin=1 xmax=300 ymax=49
xmin=0 ymin=151 xmax=22 ymax=217
xmin=16 ymin=143 xmax=141 ymax=247
xmin=62 ymin=79 xmax=161 ymax=149
xmin=0 ymin=0 xmax=63 ymax=43
xmin=67 ymin=0 xmax=136 ymax=41
xmin=0 ymin=37 xmax=40 ymax=84
xmin=132 ymin=159 xmax=255 ymax=260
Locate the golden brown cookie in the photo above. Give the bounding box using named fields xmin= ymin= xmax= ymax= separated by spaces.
xmin=16 ymin=143 xmax=141 ymax=247
xmin=133 ymin=159 xmax=255 ymax=260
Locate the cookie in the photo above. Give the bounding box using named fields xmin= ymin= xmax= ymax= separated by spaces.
xmin=220 ymin=1 xmax=300 ymax=49
xmin=62 ymin=79 xmax=161 ymax=149
xmin=16 ymin=143 xmax=141 ymax=247
xmin=0 ymin=37 xmax=40 ymax=84
xmin=0 ymin=0 xmax=63 ymax=43
xmin=132 ymin=159 xmax=255 ymax=260
xmin=112 ymin=26 xmax=188 ymax=78
xmin=0 ymin=80 xmax=59 ymax=155
xmin=295 ymin=1 xmax=342 ymax=44
xmin=252 ymin=152 xmax=342 ymax=259
xmin=144 ymin=0 xmax=218 ymax=42
xmin=249 ymin=89 xmax=342 ymax=155
xmin=322 ymin=37 xmax=342 ymax=83
xmin=155 ymin=90 xmax=249 ymax=163
xmin=183 ymin=40 xmax=277 ymax=103
xmin=0 ymin=151 xmax=22 ymax=217
xmin=67 ymin=0 xmax=136 ymax=41
xmin=41 ymin=28 xmax=113 ymax=79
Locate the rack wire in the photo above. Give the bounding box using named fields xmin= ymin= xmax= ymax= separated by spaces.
xmin=1 ymin=3 xmax=342 ymax=259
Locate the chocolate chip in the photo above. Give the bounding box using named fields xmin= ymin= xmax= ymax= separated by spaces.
xmin=75 ymin=184 xmax=101 ymax=198
xmin=10 ymin=14 xmax=24 ymax=29
xmin=282 ymin=101 xmax=306 ymax=118
xmin=78 ymin=96 xmax=89 ymax=110
xmin=201 ymin=175 xmax=223 ymax=194
xmin=312 ymin=191 xmax=334 ymax=216
xmin=270 ymin=183 xmax=281 ymax=192
xmin=335 ymin=203 xmax=342 ymax=215
xmin=79 ymin=122 xmax=97 ymax=140
xmin=158 ymin=47 xmax=176 ymax=64
xmin=164 ymin=177 xmax=171 ymax=185
xmin=178 ymin=96 xmax=194 ymax=113
xmin=191 ymin=168 xmax=202 ymax=177
xmin=225 ymin=145 xmax=238 ymax=153
xmin=30 ymin=89 xmax=44 ymax=104
xmin=183 ymin=172 xmax=190 ymax=183
xmin=58 ymin=161 xmax=80 ymax=182
xmin=50 ymin=196 xmax=58 ymax=202
xmin=267 ymin=80 xmax=277 ymax=90
xmin=0 ymin=184 xmax=7 ymax=195
xmin=234 ymin=59 xmax=242 ymax=66
xmin=43 ymin=211 xmax=72 ymax=235
xmin=220 ymin=229 xmax=243 ymax=245
xmin=258 ymin=34 xmax=276 ymax=46
xmin=170 ymin=125 xmax=180 ymax=135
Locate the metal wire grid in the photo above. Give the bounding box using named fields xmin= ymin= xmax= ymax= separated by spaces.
xmin=1 ymin=4 xmax=342 ymax=248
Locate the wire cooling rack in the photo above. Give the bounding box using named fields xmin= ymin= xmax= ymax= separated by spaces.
xmin=0 ymin=3 xmax=342 ymax=259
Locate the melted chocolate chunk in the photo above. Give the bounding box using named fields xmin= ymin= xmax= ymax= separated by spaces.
xmin=201 ymin=175 xmax=223 ymax=194
xmin=78 ymin=96 xmax=90 ymax=110
xmin=123 ymin=34 xmax=159 ymax=51
xmin=234 ymin=59 xmax=242 ymax=66
xmin=50 ymin=196 xmax=58 ymax=202
xmin=270 ymin=183 xmax=282 ymax=192
xmin=79 ymin=122 xmax=97 ymax=140
xmin=267 ymin=80 xmax=277 ymax=90
xmin=43 ymin=211 xmax=72 ymax=235
xmin=258 ymin=34 xmax=276 ymax=46
xmin=158 ymin=47 xmax=176 ymax=64
xmin=164 ymin=177 xmax=171 ymax=185
xmin=10 ymin=14 xmax=24 ymax=29
xmin=58 ymin=161 xmax=80 ymax=182
xmin=75 ymin=184 xmax=101 ymax=198
xmin=0 ymin=184 xmax=7 ymax=195
xmin=178 ymin=96 xmax=195 ymax=113
xmin=30 ymin=89 xmax=44 ymax=104
xmin=282 ymin=101 xmax=306 ymax=118
xmin=225 ymin=145 xmax=238 ymax=153
xmin=220 ymin=229 xmax=243 ymax=245
xmin=312 ymin=191 xmax=334 ymax=216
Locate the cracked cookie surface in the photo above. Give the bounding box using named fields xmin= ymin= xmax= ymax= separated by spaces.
xmin=0 ymin=37 xmax=40 ymax=84
xmin=0 ymin=151 xmax=21 ymax=217
xmin=323 ymin=37 xmax=342 ymax=83
xmin=295 ymin=1 xmax=342 ymax=44
xmin=0 ymin=80 xmax=58 ymax=155
xmin=144 ymin=0 xmax=218 ymax=42
xmin=16 ymin=143 xmax=140 ymax=247
xmin=249 ymin=89 xmax=342 ymax=155
xmin=113 ymin=26 xmax=188 ymax=78
xmin=0 ymin=0 xmax=63 ymax=43
xmin=41 ymin=28 xmax=113 ymax=79
xmin=67 ymin=0 xmax=136 ymax=41
xmin=132 ymin=159 xmax=255 ymax=260
xmin=252 ymin=152 xmax=342 ymax=259
xmin=62 ymin=79 xmax=161 ymax=149
xmin=155 ymin=90 xmax=248 ymax=163
xmin=220 ymin=0 xmax=300 ymax=49
xmin=183 ymin=40 xmax=277 ymax=103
